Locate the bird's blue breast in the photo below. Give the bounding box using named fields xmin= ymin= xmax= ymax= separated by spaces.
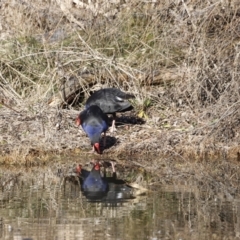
xmin=83 ymin=175 xmax=108 ymax=192
xmin=82 ymin=121 xmax=108 ymax=138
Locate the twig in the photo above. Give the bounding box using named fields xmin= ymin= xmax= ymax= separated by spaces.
xmin=0 ymin=99 xmax=21 ymax=114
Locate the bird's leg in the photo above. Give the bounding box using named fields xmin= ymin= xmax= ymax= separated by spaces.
xmin=110 ymin=161 xmax=117 ymax=179
xmin=103 ymin=132 xmax=107 ymax=147
xmin=103 ymin=164 xmax=107 ymax=178
xmin=88 ymin=146 xmax=96 ymax=154
xmin=110 ymin=113 xmax=117 ymax=132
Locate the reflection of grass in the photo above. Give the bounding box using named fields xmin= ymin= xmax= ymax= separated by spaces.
xmin=0 ymin=157 xmax=239 ymax=239
xmin=1 ymin=0 xmax=240 ymax=164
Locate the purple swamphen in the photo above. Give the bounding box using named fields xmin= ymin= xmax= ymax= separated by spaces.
xmin=85 ymin=88 xmax=134 ymax=132
xmin=76 ymin=105 xmax=109 ymax=154
xmin=74 ymin=161 xmax=135 ymax=202
xmin=77 ymin=161 xmax=108 ymax=200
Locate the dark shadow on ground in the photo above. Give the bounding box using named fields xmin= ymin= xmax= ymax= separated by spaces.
xmin=109 ymin=115 xmax=145 ymax=127
xmin=102 ymin=136 xmax=117 ymax=151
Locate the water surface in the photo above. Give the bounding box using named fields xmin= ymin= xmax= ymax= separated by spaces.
xmin=0 ymin=160 xmax=239 ymax=240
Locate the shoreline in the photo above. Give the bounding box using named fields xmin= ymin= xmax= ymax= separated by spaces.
xmin=1 ymin=103 xmax=240 ymax=165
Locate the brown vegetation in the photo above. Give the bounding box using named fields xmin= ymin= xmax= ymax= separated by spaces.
xmin=1 ymin=0 xmax=240 ymax=164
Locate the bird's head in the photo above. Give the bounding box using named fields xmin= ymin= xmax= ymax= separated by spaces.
xmin=93 ymin=162 xmax=101 ymax=171
xmin=93 ymin=143 xmax=101 ymax=154
xmin=75 ymin=116 xmax=81 ymax=127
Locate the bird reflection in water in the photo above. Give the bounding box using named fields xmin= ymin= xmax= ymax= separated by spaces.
xmin=72 ymin=160 xmax=135 ymax=202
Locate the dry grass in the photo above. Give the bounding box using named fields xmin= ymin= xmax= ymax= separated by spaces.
xmin=1 ymin=0 xmax=240 ymax=162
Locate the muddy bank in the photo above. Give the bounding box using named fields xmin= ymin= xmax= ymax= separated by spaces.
xmin=1 ymin=102 xmax=240 ymax=165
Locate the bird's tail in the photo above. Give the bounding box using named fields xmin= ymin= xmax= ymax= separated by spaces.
xmin=124 ymin=93 xmax=135 ymax=99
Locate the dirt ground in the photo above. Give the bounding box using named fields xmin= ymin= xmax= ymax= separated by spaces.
xmin=1 ymin=100 xmax=240 ymax=165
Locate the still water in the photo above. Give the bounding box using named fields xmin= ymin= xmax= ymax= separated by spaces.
xmin=0 ymin=161 xmax=239 ymax=240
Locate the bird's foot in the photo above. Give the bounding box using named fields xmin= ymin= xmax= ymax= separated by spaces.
xmin=110 ymin=160 xmax=116 ymax=173
xmin=87 ymin=149 xmax=98 ymax=154
xmin=110 ymin=126 xmax=117 ymax=133
xmin=88 ymin=145 xmax=102 ymax=154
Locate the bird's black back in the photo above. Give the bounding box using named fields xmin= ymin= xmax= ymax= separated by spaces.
xmin=86 ymin=88 xmax=134 ymax=114
xmin=80 ymin=105 xmax=109 ymax=126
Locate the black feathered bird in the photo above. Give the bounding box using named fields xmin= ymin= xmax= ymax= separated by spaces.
xmin=85 ymin=88 xmax=135 ymax=132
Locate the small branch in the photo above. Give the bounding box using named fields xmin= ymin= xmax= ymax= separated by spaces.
xmin=0 ymin=99 xmax=20 ymax=114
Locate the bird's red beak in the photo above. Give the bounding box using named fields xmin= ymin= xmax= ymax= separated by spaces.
xmin=75 ymin=164 xmax=82 ymax=175
xmin=94 ymin=162 xmax=101 ymax=171
xmin=93 ymin=143 xmax=101 ymax=154
xmin=75 ymin=116 xmax=81 ymax=127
